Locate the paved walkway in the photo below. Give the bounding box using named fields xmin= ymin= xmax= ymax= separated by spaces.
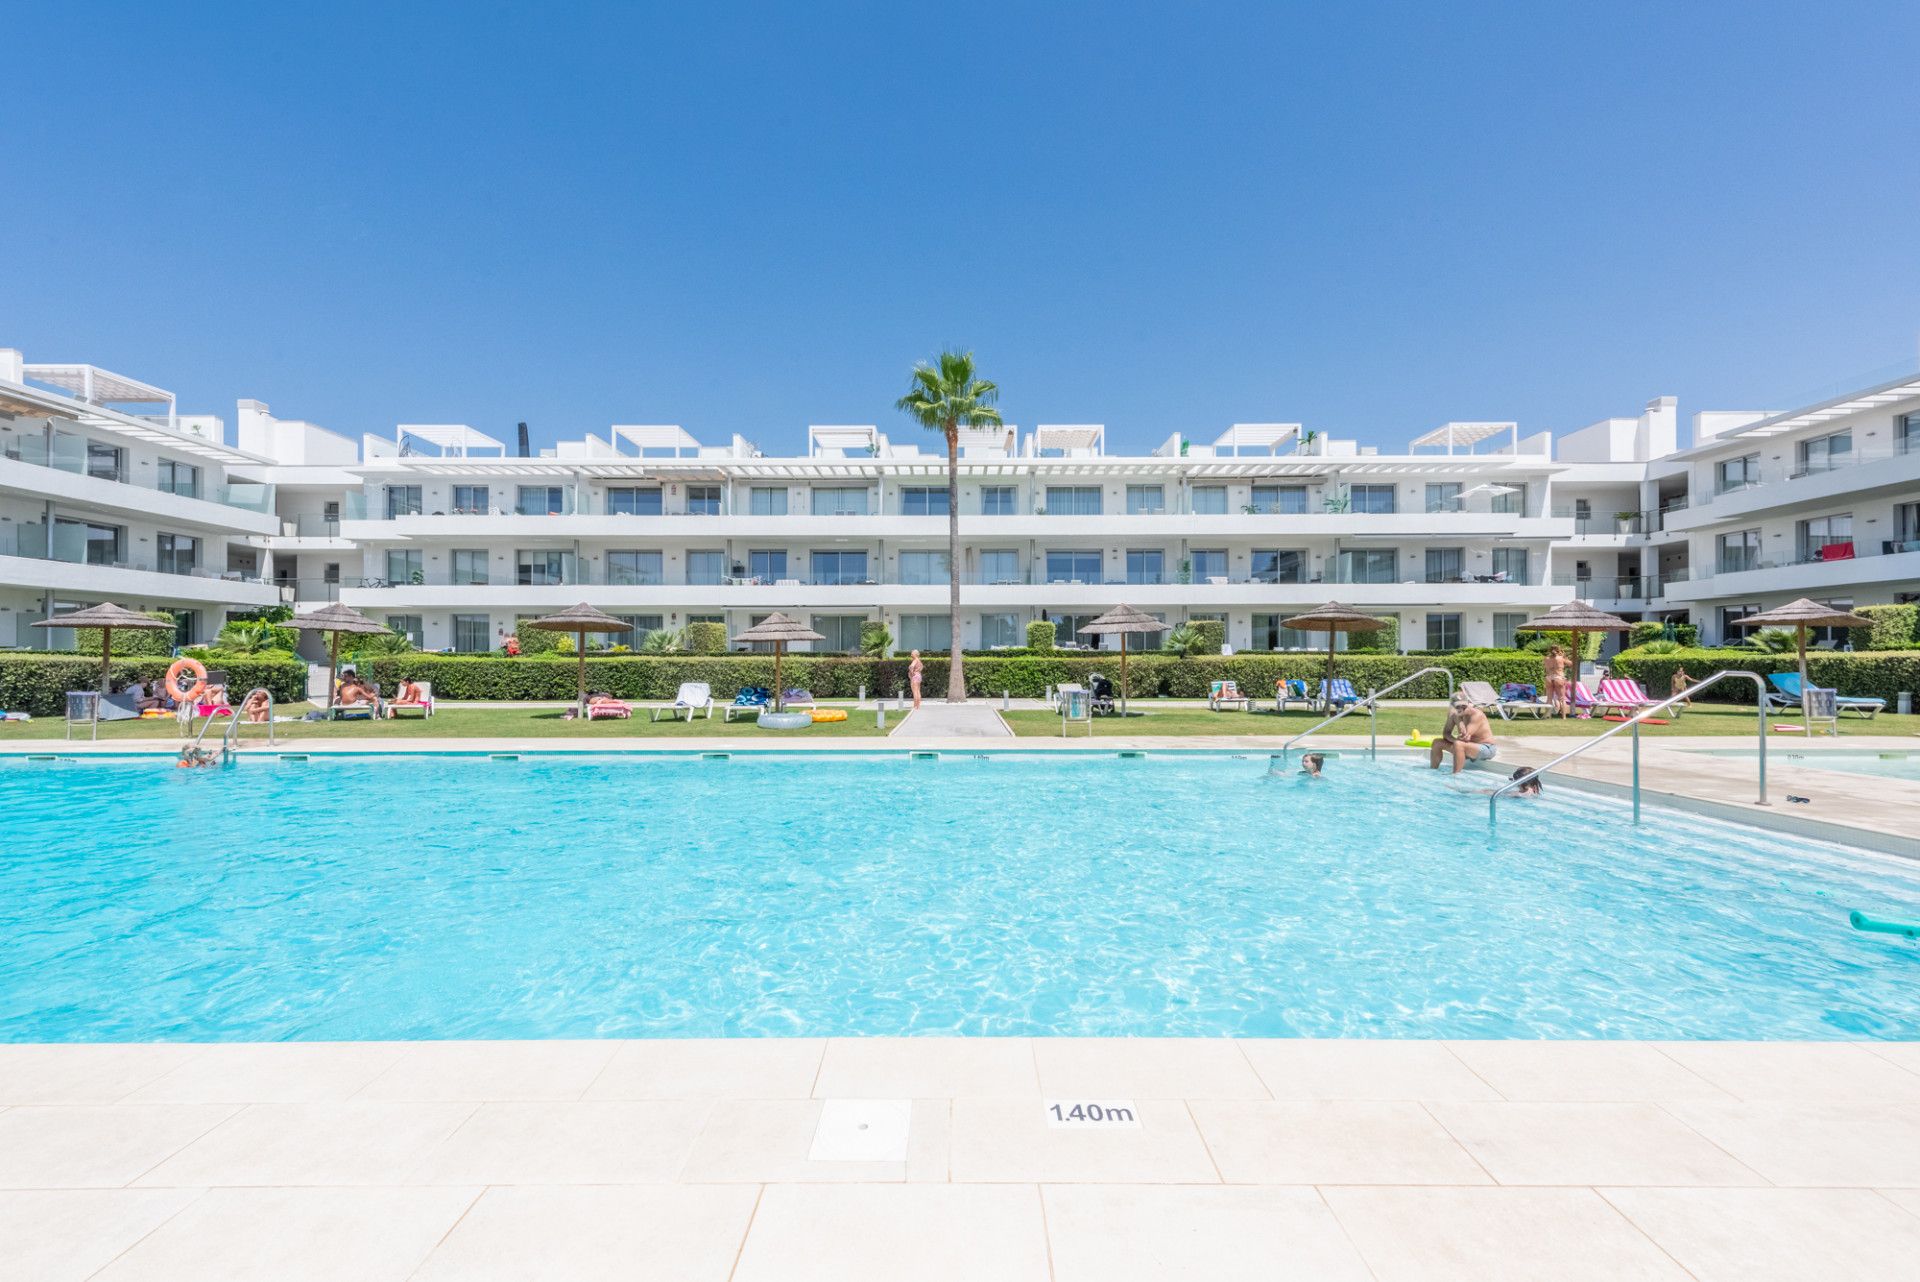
xmin=889 ymin=702 xmax=1013 ymax=737
xmin=6 ymin=1037 xmax=1920 ymax=1280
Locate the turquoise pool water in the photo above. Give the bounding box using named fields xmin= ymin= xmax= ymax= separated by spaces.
xmin=3 ymin=751 xmax=1918 ymax=1042
xmin=1691 ymin=747 xmax=1920 ymax=782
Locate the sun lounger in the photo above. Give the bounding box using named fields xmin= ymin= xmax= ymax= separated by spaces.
xmin=1767 ymin=672 xmax=1883 ymax=718
xmin=586 ymin=697 xmax=631 ymax=720
xmin=1318 ymin=677 xmax=1360 ymax=712
xmin=1273 ymin=678 xmax=1311 ymax=713
xmin=1496 ymin=681 xmax=1553 ymax=719
xmin=387 ymin=681 xmax=434 ymax=719
xmin=1595 ymin=678 xmax=1659 ymax=718
xmin=651 ymin=681 xmax=715 ymax=721
xmin=781 ymin=688 xmax=817 ymax=710
xmin=1569 ymin=681 xmax=1599 ymax=718
xmin=1208 ymin=680 xmax=1250 ymax=711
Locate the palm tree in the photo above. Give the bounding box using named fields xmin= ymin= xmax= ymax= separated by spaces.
xmin=895 ymin=350 xmax=1002 ymax=701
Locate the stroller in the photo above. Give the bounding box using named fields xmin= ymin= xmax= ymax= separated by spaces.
xmin=1087 ymin=673 xmax=1118 ymax=715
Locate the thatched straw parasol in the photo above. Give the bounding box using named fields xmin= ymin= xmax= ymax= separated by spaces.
xmin=286 ymin=602 xmax=400 ymax=711
xmin=526 ymin=603 xmax=634 ymax=715
xmin=1281 ymin=602 xmax=1389 ymax=685
xmin=1077 ymin=604 xmax=1172 ymax=716
xmin=1736 ymin=598 xmax=1872 ymax=716
xmin=732 ymin=612 xmax=826 ymax=713
xmin=1514 ymin=600 xmax=1633 ymax=717
xmin=31 ymin=602 xmax=175 ymax=694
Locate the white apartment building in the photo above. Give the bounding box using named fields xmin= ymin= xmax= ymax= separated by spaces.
xmin=4 ymin=346 xmax=1915 ymax=660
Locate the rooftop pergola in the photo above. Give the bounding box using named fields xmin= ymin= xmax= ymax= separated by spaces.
xmin=7 ymin=366 xmax=261 ymax=464
xmin=612 ymin=424 xmax=705 ymax=457
xmin=1719 ymin=373 xmax=1920 ymax=439
xmin=1409 ymin=421 xmax=1519 ymax=455
xmin=396 ymin=424 xmax=507 ymax=457
xmin=23 ymin=362 xmax=176 ymax=428
xmin=1031 ymin=424 xmax=1105 ymax=456
xmin=1210 ymin=423 xmax=1302 ymax=456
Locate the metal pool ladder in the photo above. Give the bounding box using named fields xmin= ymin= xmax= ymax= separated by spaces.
xmin=1278 ymin=666 xmax=1455 ymax=761
xmin=181 ymin=688 xmax=276 ymax=763
xmin=1489 ymin=669 xmax=1768 ymax=825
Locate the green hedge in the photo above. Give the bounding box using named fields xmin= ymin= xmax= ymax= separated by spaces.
xmin=1608 ymin=646 xmax=1920 ymax=703
xmin=683 ymin=622 xmax=728 ymax=655
xmin=1849 ymin=604 xmax=1920 ymax=651
xmin=1346 ymin=615 xmax=1399 ymax=653
xmin=512 ymin=620 xmax=561 ymax=655
xmin=0 ymin=654 xmax=308 ymax=717
xmin=74 ymin=612 xmax=177 ymax=657
xmin=1189 ymin=619 xmax=1226 ymax=654
xmin=1026 ymin=620 xmax=1056 ymax=651
xmin=359 ymin=652 xmax=1547 ymax=702
xmin=1628 ymin=620 xmax=1700 ymax=648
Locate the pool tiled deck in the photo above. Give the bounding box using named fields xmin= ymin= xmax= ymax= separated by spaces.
xmin=7 ymin=1038 xmax=1920 ymax=1279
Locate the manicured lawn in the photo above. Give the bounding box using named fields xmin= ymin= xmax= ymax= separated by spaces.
xmin=0 ymin=703 xmax=892 ymax=741
xmin=1001 ymin=703 xmax=1920 ymax=739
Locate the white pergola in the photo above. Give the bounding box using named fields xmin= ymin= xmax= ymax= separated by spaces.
xmin=612 ymin=424 xmax=704 ymax=457
xmin=1031 ymin=424 xmax=1105 ymax=456
xmin=1720 ymin=374 xmax=1920 ymax=439
xmin=1410 ymin=421 xmax=1519 ymax=455
xmin=396 ymin=424 xmax=506 ymax=457
xmin=24 ymin=362 xmax=176 ymax=430
xmin=1211 ymin=423 xmax=1302 ymax=456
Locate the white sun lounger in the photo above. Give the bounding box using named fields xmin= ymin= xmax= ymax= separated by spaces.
xmin=651 ymin=681 xmax=714 ymax=721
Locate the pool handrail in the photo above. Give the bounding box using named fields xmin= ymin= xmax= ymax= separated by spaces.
xmin=1489 ymin=668 xmax=1768 ymax=824
xmin=1280 ymin=666 xmax=1455 ymax=760
xmin=221 ymin=687 xmax=275 ymax=757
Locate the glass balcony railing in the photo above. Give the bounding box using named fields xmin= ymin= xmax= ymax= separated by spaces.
xmin=0 ymin=523 xmax=267 ymax=583
xmin=1 ymin=435 xmax=275 ymax=514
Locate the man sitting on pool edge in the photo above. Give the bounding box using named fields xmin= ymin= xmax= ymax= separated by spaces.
xmin=1429 ymin=692 xmax=1497 ymax=775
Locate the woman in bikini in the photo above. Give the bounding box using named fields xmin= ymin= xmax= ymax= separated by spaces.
xmin=1542 ymin=644 xmax=1570 ymax=717
xmin=908 ymin=650 xmax=925 ymax=710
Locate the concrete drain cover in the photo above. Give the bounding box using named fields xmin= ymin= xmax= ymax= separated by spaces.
xmin=808 ymin=1099 xmax=912 ymax=1162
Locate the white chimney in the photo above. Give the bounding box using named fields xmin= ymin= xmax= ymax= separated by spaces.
xmin=0 ymin=349 xmax=22 ymax=383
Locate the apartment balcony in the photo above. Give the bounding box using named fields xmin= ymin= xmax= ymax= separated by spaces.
xmin=0 ymin=449 xmax=279 ymax=536
xmin=1662 ymin=440 xmax=1920 ymax=533
xmin=1660 ymin=543 xmax=1920 ymax=603
xmin=0 ymin=549 xmax=281 ymax=608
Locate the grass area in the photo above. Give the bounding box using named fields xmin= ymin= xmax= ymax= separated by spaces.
xmin=1001 ymin=703 xmax=1920 ymax=739
xmin=0 ymin=703 xmax=891 ymax=742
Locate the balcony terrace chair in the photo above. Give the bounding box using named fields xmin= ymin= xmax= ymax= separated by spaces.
xmin=651 ymin=681 xmax=715 ymax=721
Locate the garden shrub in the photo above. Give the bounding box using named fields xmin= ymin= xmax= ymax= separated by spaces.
xmin=1188 ymin=619 xmax=1226 ymax=654
xmin=1026 ymin=620 xmax=1056 ymax=651
xmin=1609 ymin=646 xmax=1920 ymax=704
xmin=1345 ymin=615 xmax=1399 ymax=653
xmin=0 ymin=653 xmax=306 ymax=717
xmin=513 ymin=620 xmax=562 ymax=655
xmin=683 ymin=621 xmax=728 ymax=654
xmin=74 ymin=611 xmax=177 ymax=657
xmin=1849 ymin=604 xmax=1920 ymax=651
xmin=1522 ymin=630 xmax=1602 ymax=661
xmin=1628 ymin=620 xmax=1700 ymax=648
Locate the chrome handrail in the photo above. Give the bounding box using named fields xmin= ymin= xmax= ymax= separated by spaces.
xmin=1490 ymin=669 xmax=1768 ymax=823
xmin=221 ymin=688 xmax=275 ymax=758
xmin=1280 ymin=666 xmax=1455 ymax=760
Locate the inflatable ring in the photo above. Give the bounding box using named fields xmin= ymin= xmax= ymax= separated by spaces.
xmin=165 ymin=656 xmax=207 ymax=704
xmin=810 ymin=709 xmax=848 ymax=723
xmin=1405 ymin=731 xmax=1434 ymax=747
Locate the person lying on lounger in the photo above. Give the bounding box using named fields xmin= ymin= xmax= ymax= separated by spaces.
xmin=385 ymin=678 xmax=426 ymax=716
xmin=1429 ymin=693 xmax=1497 ymax=775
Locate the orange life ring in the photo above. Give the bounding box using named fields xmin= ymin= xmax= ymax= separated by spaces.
xmin=165 ymin=656 xmax=207 ymax=704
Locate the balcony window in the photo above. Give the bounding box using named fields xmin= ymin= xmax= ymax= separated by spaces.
xmin=898 ymin=550 xmax=950 ymax=584
xmin=452 ymin=614 xmax=491 ymax=654
xmin=1896 ymin=502 xmax=1920 ymax=550
xmin=901 ymin=487 xmax=950 ymax=516
xmin=1797 ymin=431 xmax=1851 ymax=477
xmin=1797 ymin=513 xmax=1852 ymax=562
xmin=1716 ymin=530 xmax=1761 ymax=574
xmin=1336 ymin=548 xmax=1397 ymax=583
xmin=1425 ymin=548 xmax=1464 ymax=583
xmin=1720 ymin=603 xmax=1760 ymax=641
xmin=1424 ymin=482 xmax=1462 ymax=513
xmin=606 ymin=550 xmax=663 ymax=585
xmin=980 ymin=485 xmax=1016 ymax=516
xmin=156 ymin=533 xmax=199 ymax=576
xmin=385 ymin=485 xmax=423 ymax=518
xmin=1250 ymin=614 xmax=1321 ymax=651
xmin=1182 ymin=545 xmax=1228 ymax=579
xmin=1251 ymin=484 xmax=1307 ymax=514
xmin=1044 ymin=486 xmax=1102 ymax=516
xmin=1126 ymin=485 xmax=1165 ymax=515
xmin=811 ymin=487 xmax=869 ymax=516
xmin=85 ymin=441 xmax=123 ymax=483
xmin=515 ymin=550 xmax=569 ymax=585
xmin=387 ymin=549 xmax=424 ymax=584
xmin=1191 ymin=486 xmax=1228 ymax=515
xmin=1052 ymin=613 xmax=1101 ymax=648
xmin=1426 ymin=613 xmax=1462 ymax=651
xmin=980 ymin=612 xmax=1020 ymax=648
xmin=1490 ymin=483 xmax=1526 ymax=515
xmin=1350 ymin=484 xmax=1397 ymax=514
xmin=686 ymin=550 xmax=727 ymax=585
xmin=898 ymin=614 xmax=951 ymax=652
xmin=1250 ymin=549 xmax=1305 ymax=583
xmin=451 ymin=549 xmax=490 ymax=585
xmin=748 ymin=487 xmax=788 ymax=516
xmin=978 ymin=549 xmax=1022 ymax=584
xmin=1125 ymin=549 xmax=1165 ymax=584
xmin=1491 ymin=547 xmax=1530 ymax=584
xmin=1493 ymin=611 xmax=1528 ymax=649
xmin=811 ymin=615 xmax=866 ymax=653
xmin=1045 ymin=550 xmax=1103 ymax=583
xmin=747 ymin=549 xmax=788 ymax=582
xmin=686 ymin=485 xmax=723 ymax=516
xmin=612 ymin=614 xmax=663 ymax=647
xmin=1900 ymin=414 xmax=1919 ymax=455
xmin=606 ymin=487 xmax=662 ymax=516
xmin=53 ymin=518 xmax=123 ymax=565
xmin=1716 ymin=454 xmax=1760 ymax=494
xmin=157 ymin=458 xmax=200 ymax=499
xmin=387 ymin=615 xmax=424 ymax=648
xmin=452 ymin=484 xmax=490 ymax=514
xmin=517 ymin=486 xmax=567 ymax=516
xmin=809 ymin=550 xmax=868 ymax=585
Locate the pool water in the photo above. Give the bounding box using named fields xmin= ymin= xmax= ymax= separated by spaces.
xmin=1691 ymin=747 xmax=1920 ymax=783
xmin=3 ymin=751 xmax=1919 ymax=1042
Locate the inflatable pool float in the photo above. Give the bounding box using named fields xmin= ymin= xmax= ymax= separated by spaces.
xmin=1404 ymin=731 xmax=1434 ymax=747
xmin=757 ymin=711 xmax=813 ymax=730
xmin=810 ymin=709 xmax=847 ymax=723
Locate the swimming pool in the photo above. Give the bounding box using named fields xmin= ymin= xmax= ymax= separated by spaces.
xmin=1691 ymin=747 xmax=1920 ymax=782
xmin=3 ymin=751 xmax=1918 ymax=1042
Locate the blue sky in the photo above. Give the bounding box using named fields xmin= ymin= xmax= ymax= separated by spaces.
xmin=6 ymin=1 xmax=1918 ymax=455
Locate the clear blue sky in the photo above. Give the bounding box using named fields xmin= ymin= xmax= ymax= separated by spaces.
xmin=8 ymin=1 xmax=1918 ymax=455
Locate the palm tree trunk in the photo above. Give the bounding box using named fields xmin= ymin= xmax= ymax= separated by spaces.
xmin=946 ymin=422 xmax=965 ymax=701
